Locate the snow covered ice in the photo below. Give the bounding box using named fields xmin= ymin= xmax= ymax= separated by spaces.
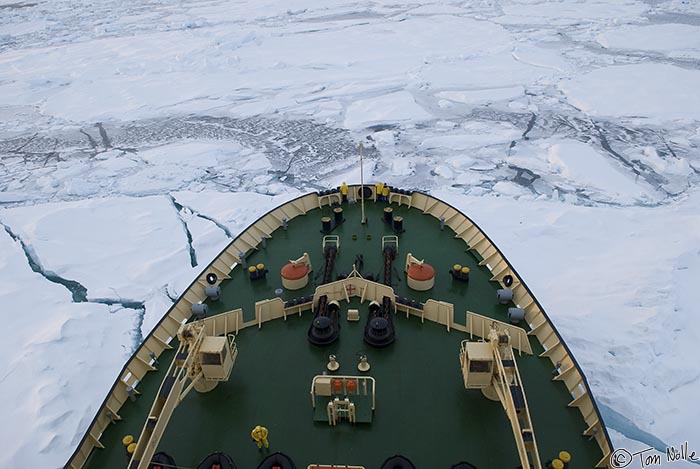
xmin=1 ymin=0 xmax=700 ymax=467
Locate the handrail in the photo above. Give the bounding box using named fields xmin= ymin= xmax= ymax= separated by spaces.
xmin=492 ymin=340 xmax=542 ymax=469
xmin=465 ymin=311 xmax=532 ymax=355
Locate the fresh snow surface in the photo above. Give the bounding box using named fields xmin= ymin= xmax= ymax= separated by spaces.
xmin=0 ymin=196 xmax=191 ymax=300
xmin=2 ymin=0 xmax=700 ymax=467
xmin=421 ymin=121 xmax=522 ymax=151
xmin=0 ymin=14 xmax=513 ymax=124
xmin=544 ymin=140 xmax=652 ymax=202
xmin=421 ymin=52 xmax=557 ymax=89
xmin=0 ymin=191 xmax=298 ymax=468
xmin=0 ymin=230 xmax=138 ymax=469
xmin=344 ymin=91 xmax=432 ymax=129
xmin=500 ymin=0 xmax=649 ymax=24
xmin=504 ymin=138 xmax=664 ymax=205
xmin=596 ymin=23 xmax=700 ymax=55
xmin=436 ymin=87 xmax=526 ymax=107
xmin=559 ymin=64 xmax=700 ymax=122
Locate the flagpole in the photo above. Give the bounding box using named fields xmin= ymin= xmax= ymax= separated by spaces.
xmin=360 ymin=142 xmax=366 ymax=225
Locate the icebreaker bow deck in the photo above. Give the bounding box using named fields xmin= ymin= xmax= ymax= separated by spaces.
xmin=67 ymin=186 xmax=614 ymax=469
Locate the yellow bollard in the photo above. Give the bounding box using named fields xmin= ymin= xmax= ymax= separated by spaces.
xmin=251 ymin=425 xmax=269 ymax=449
xmin=559 ymin=451 xmax=571 ymax=467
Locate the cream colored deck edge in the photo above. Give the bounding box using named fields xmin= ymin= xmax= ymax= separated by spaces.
xmin=410 ymin=191 xmax=612 ymax=468
xmin=66 ymin=188 xmax=612 ymax=469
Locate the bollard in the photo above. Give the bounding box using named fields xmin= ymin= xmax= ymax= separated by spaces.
xmin=552 ymin=360 xmax=562 ymax=375
xmin=588 ymin=427 xmax=598 ymax=441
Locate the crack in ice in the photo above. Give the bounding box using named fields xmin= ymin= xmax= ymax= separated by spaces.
xmin=599 ymin=403 xmax=670 ymax=455
xmin=1 ymin=219 xmax=149 ymax=354
xmin=170 ymin=193 xmax=234 ymax=239
xmin=95 ymin=123 xmax=112 ymax=149
xmin=0 ymin=219 xmax=88 ymax=302
xmin=1 ymin=218 xmax=148 ymax=311
xmin=166 ymin=194 xmax=198 ymax=268
xmin=79 ymin=129 xmax=98 ymax=152
xmin=599 ymin=403 xmax=700 ymax=465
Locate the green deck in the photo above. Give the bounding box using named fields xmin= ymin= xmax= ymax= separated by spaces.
xmin=84 ymin=199 xmax=602 ymax=469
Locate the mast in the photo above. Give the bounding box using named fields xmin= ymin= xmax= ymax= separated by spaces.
xmin=360 ymin=142 xmax=366 ymax=224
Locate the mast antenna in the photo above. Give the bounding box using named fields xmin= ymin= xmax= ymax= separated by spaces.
xmin=360 ymin=142 xmax=366 ymax=224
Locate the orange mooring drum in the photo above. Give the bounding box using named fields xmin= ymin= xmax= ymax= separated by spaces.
xmin=407 ymin=262 xmax=435 ymax=281
xmin=333 ymin=379 xmax=344 ymax=393
xmin=346 ymin=380 xmax=357 ymax=393
xmin=280 ymin=262 xmax=309 ymax=280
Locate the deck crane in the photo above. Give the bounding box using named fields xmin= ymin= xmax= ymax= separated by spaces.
xmin=459 ymin=324 xmax=542 ymax=469
xmin=127 ymin=316 xmax=238 ymax=469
